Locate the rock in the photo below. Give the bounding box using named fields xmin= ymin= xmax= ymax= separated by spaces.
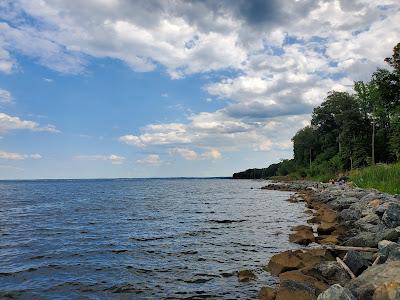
xmin=317 ymin=284 xmax=356 ymax=300
xmin=344 ymin=232 xmax=378 ymax=248
xmin=369 ymin=199 xmax=383 ymax=208
xmin=382 ymin=203 xmax=400 ymax=228
xmin=258 ymin=286 xmax=276 ymax=300
xmin=375 ymin=203 xmax=389 ymax=217
xmin=343 ymin=251 xmax=369 ymax=276
xmin=304 ymin=261 xmax=351 ymax=286
xmin=237 ymin=269 xmax=257 ymax=282
xmin=338 ymin=209 xmax=361 ymax=222
xmin=377 ymin=228 xmax=400 ymax=242
xmin=279 ymin=270 xmax=328 ymax=294
xmin=296 ymin=249 xmax=335 ymax=268
xmin=359 ymin=213 xmax=381 ymax=225
xmin=373 ymin=282 xmax=400 ymax=300
xmin=317 ymin=235 xmax=339 ymax=245
xmin=292 ymin=225 xmax=314 ymax=231
xmin=347 ymin=261 xmax=400 ymax=299
xmin=330 ymin=197 xmax=358 ymax=210
xmin=268 ymin=251 xmax=304 ymax=276
xmin=275 ymin=280 xmax=317 ymax=300
xmin=289 ymin=228 xmax=315 ymax=245
xmin=317 ymin=222 xmax=337 ymax=234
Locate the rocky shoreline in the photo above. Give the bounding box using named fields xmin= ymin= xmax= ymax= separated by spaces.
xmin=257 ymin=181 xmax=400 ymax=300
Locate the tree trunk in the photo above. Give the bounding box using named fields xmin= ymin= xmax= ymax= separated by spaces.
xmin=372 ymin=120 xmax=375 ymax=165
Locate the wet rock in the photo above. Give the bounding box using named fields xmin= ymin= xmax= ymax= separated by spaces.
xmin=279 ymin=270 xmax=328 ymax=294
xmin=344 ymin=232 xmax=378 ymax=248
xmin=237 ymin=269 xmax=257 ymax=282
xmin=346 ymin=261 xmax=400 ymax=299
xmin=267 ymin=250 xmax=303 ymax=276
xmin=317 ymin=235 xmax=339 ymax=245
xmin=275 ymin=280 xmax=317 ymax=300
xmin=305 ymin=261 xmax=351 ymax=286
xmin=289 ymin=228 xmax=315 ymax=245
xmin=317 ymin=284 xmax=356 ymax=300
xmin=373 ymin=282 xmax=400 ymax=300
xmin=343 ymin=251 xmax=369 ymax=276
xmin=382 ymin=203 xmax=400 ymax=228
xmin=317 ymin=222 xmax=337 ymax=234
xmin=258 ymin=286 xmax=276 ymax=300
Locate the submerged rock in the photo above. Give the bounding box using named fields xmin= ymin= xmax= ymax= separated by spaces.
xmin=289 ymin=227 xmax=315 ymax=245
xmin=317 ymin=284 xmax=356 ymax=300
xmin=258 ymin=286 xmax=276 ymax=300
xmin=237 ymin=269 xmax=257 ymax=282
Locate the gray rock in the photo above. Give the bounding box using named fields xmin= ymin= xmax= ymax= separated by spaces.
xmin=306 ymin=261 xmax=351 ymax=286
xmin=375 ymin=203 xmax=389 ymax=217
xmin=343 ymin=251 xmax=369 ymax=276
xmin=360 ymin=213 xmax=380 ymax=224
xmin=338 ymin=209 xmax=361 ymax=222
xmin=344 ymin=232 xmax=378 ymax=248
xmin=346 ymin=261 xmax=400 ymax=299
xmin=382 ymin=203 xmax=400 ymax=228
xmin=317 ymin=284 xmax=356 ymax=300
xmin=330 ymin=197 xmax=358 ymax=210
xmin=377 ymin=228 xmax=400 ymax=242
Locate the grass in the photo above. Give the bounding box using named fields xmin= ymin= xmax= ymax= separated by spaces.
xmin=350 ymin=162 xmax=400 ymax=194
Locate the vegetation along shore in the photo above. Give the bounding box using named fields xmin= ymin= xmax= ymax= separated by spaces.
xmin=234 ymin=43 xmax=400 ymax=194
xmin=254 ymin=180 xmax=400 ymax=300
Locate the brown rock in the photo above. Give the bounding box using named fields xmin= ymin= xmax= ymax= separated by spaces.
xmin=279 ymin=270 xmax=328 ymax=294
xmin=317 ymin=235 xmax=339 ymax=245
xmin=292 ymin=225 xmax=314 ymax=232
xmin=289 ymin=228 xmax=315 ymax=245
xmin=368 ymin=199 xmax=383 ymax=208
xmin=373 ymin=282 xmax=400 ymax=300
xmin=275 ymin=280 xmax=317 ymax=300
xmin=318 ymin=207 xmax=337 ymax=223
xmin=258 ymin=286 xmax=276 ymax=300
xmin=267 ymin=250 xmax=304 ymax=276
xmin=317 ymin=222 xmax=337 ymax=234
xmin=297 ymin=249 xmax=335 ymax=268
xmin=237 ymin=269 xmax=257 ymax=282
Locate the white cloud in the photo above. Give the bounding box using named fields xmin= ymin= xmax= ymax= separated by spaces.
xmin=0 ymin=150 xmax=42 ymax=160
xmin=201 ymin=149 xmax=222 ymax=160
xmin=0 ymin=112 xmax=59 ymax=133
xmin=0 ymin=88 xmax=13 ymax=104
xmin=136 ymin=154 xmax=161 ymax=165
xmin=169 ymin=148 xmax=198 ymax=160
xmin=73 ymin=154 xmax=125 ymax=164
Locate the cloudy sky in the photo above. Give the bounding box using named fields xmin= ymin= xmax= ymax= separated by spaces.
xmin=0 ymin=0 xmax=399 ymax=179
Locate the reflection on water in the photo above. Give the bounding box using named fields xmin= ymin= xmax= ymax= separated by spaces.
xmin=0 ymin=178 xmax=307 ymax=299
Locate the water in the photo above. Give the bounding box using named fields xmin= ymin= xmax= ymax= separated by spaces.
xmin=0 ymin=178 xmax=308 ymax=299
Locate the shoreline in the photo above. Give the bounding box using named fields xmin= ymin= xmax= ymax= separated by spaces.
xmin=257 ymin=181 xmax=400 ymax=300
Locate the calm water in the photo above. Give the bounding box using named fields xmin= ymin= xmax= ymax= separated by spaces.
xmin=0 ymin=178 xmax=308 ymax=299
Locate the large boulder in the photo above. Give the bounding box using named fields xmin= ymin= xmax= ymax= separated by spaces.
xmin=304 ymin=261 xmax=351 ymax=286
xmin=258 ymin=286 xmax=276 ymax=300
xmin=330 ymin=197 xmax=358 ymax=210
xmin=373 ymin=282 xmax=400 ymax=300
xmin=317 ymin=284 xmax=356 ymax=300
xmin=376 ymin=228 xmax=400 ymax=242
xmin=275 ymin=280 xmax=317 ymax=300
xmin=343 ymin=251 xmax=369 ymax=276
xmin=279 ymin=270 xmax=328 ymax=295
xmin=382 ymin=203 xmax=400 ymax=228
xmin=267 ymin=250 xmax=304 ymax=276
xmin=289 ymin=227 xmax=315 ymax=245
xmin=344 ymin=232 xmax=378 ymax=248
xmin=346 ymin=261 xmax=400 ymax=299
xmin=338 ymin=209 xmax=361 ymax=222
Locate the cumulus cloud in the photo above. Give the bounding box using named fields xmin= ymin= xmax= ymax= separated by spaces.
xmin=2 ymin=0 xmax=399 ymax=162
xmin=0 ymin=88 xmax=13 ymax=104
xmin=73 ymin=154 xmax=125 ymax=164
xmin=0 ymin=112 xmax=59 ymax=133
xmin=169 ymin=148 xmax=198 ymax=160
xmin=201 ymin=149 xmax=222 ymax=160
xmin=0 ymin=150 xmax=42 ymax=160
xmin=136 ymin=154 xmax=161 ymax=165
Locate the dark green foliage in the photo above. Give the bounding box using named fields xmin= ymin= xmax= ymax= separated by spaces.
xmin=233 ymin=42 xmax=400 ymax=181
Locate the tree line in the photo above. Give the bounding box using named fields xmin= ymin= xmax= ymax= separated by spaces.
xmin=233 ymin=42 xmax=400 ymax=180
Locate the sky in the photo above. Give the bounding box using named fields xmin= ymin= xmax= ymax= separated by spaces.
xmin=0 ymin=0 xmax=399 ymax=179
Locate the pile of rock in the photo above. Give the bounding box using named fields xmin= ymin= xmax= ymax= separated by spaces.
xmin=259 ymin=182 xmax=400 ymax=300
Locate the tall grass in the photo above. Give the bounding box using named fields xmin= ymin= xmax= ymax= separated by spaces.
xmin=350 ymin=163 xmax=400 ymax=194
